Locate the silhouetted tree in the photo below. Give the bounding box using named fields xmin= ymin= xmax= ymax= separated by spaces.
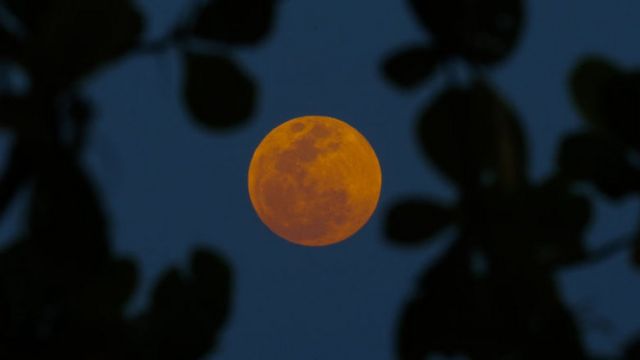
xmin=382 ymin=0 xmax=639 ymax=359
xmin=0 ymin=0 xmax=278 ymax=358
xmin=563 ymin=56 xmax=640 ymax=359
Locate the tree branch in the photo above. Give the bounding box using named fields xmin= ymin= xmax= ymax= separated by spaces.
xmin=583 ymin=235 xmax=636 ymax=265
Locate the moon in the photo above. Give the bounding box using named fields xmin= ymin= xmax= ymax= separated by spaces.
xmin=248 ymin=115 xmax=382 ymax=246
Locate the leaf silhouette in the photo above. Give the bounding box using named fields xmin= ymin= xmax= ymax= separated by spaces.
xmin=604 ymin=71 xmax=640 ymax=151
xmin=137 ymin=248 xmax=232 ymax=359
xmin=417 ymin=82 xmax=527 ymax=189
xmin=570 ymin=57 xmax=640 ymax=151
xmin=626 ymin=341 xmax=640 ymax=360
xmin=193 ymin=0 xmax=277 ymax=45
xmin=183 ymin=52 xmax=256 ymax=130
xmin=397 ymin=241 xmax=480 ymax=360
xmin=483 ymin=180 xmax=591 ymax=269
xmin=49 ymin=258 xmax=137 ymax=359
xmin=385 ymin=198 xmax=453 ymax=245
xmin=27 ymin=148 xmax=110 ymax=291
xmin=382 ymin=45 xmax=440 ymax=89
xmin=14 ymin=0 xmax=143 ymax=90
xmin=409 ymin=0 xmax=523 ymax=65
xmin=570 ymin=56 xmax=619 ymax=127
xmin=69 ymin=258 xmax=137 ymax=321
xmin=559 ymin=132 xmax=640 ymax=198
xmin=398 ymin=240 xmax=586 ymax=360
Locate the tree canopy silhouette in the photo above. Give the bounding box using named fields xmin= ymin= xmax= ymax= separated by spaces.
xmin=0 ymin=0 xmax=278 ymax=358
xmin=381 ymin=0 xmax=639 ymax=359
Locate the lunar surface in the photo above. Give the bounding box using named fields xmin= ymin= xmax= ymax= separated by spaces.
xmin=248 ymin=115 xmax=382 ymax=246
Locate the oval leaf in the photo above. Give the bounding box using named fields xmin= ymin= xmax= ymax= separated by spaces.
xmin=142 ymin=249 xmax=232 ymax=358
xmin=183 ymin=52 xmax=256 ymax=130
xmin=398 ymin=240 xmax=586 ymax=359
xmin=71 ymin=258 xmax=137 ymax=320
xmin=558 ymin=132 xmax=640 ymax=198
xmin=571 ymin=57 xmax=640 ymax=151
xmin=385 ymin=198 xmax=453 ymax=245
xmin=417 ymin=82 xmax=527 ymax=189
xmin=603 ymin=72 xmax=640 ymax=151
xmin=569 ymin=56 xmax=619 ymax=127
xmin=382 ymin=45 xmax=440 ymax=89
xmin=193 ymin=0 xmax=276 ymax=45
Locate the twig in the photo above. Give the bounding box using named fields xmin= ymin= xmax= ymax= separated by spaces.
xmin=583 ymin=235 xmax=636 ymax=265
xmin=134 ymin=29 xmax=187 ymax=55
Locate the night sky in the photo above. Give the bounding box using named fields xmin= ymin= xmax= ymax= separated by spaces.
xmin=1 ymin=0 xmax=639 ymax=359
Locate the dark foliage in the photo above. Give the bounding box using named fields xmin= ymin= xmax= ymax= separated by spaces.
xmin=409 ymin=0 xmax=523 ymax=65
xmin=386 ymin=198 xmax=453 ymax=245
xmin=382 ymin=0 xmax=639 ymax=359
xmin=383 ymin=46 xmax=441 ymax=89
xmin=383 ymin=0 xmax=524 ymax=88
xmin=0 ymin=0 xmax=277 ymax=358
xmin=193 ymin=0 xmax=277 ymax=45
xmin=183 ymin=53 xmax=256 ymax=130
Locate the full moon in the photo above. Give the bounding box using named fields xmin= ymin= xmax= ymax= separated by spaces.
xmin=248 ymin=115 xmax=382 ymax=246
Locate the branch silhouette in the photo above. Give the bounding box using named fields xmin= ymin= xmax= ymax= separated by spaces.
xmin=381 ymin=0 xmax=639 ymax=359
xmin=0 ymin=0 xmax=278 ymax=358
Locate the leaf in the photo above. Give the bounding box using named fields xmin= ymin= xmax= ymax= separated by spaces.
xmin=71 ymin=258 xmax=137 ymax=320
xmin=528 ymin=180 xmax=591 ymax=267
xmin=482 ymin=180 xmax=591 ymax=269
xmin=558 ymin=132 xmax=640 ymax=198
xmin=139 ymin=248 xmax=232 ymax=358
xmin=571 ymin=57 xmax=640 ymax=151
xmin=417 ymin=82 xmax=527 ymax=189
xmin=385 ymin=198 xmax=453 ymax=245
xmin=193 ymin=0 xmax=276 ymax=45
xmin=189 ymin=248 xmax=233 ymax=347
xmin=183 ymin=52 xmax=256 ymax=130
xmin=51 ymin=258 xmax=137 ymax=356
xmin=397 ymin=240 xmax=479 ymax=360
xmin=398 ymin=239 xmax=586 ymax=359
xmin=16 ymin=0 xmax=143 ymax=89
xmin=27 ymin=147 xmax=110 ymax=292
xmin=625 ymin=337 xmax=640 ymax=360
xmin=569 ymin=56 xmax=619 ymax=127
xmin=409 ymin=0 xmax=523 ymax=65
xmin=382 ymin=46 xmax=440 ymax=89
xmin=603 ymin=72 xmax=640 ymax=151
xmin=29 ymin=148 xmax=108 ymax=247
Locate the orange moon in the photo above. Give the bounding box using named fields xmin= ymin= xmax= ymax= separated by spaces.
xmin=248 ymin=115 xmax=382 ymax=246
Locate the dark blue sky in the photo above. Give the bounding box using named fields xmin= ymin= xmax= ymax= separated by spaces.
xmin=2 ymin=0 xmax=639 ymax=358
